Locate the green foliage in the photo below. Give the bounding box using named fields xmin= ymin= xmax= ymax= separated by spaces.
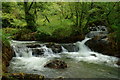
xmin=111 ymin=25 xmax=120 ymax=42
xmin=0 ymin=28 xmax=18 ymax=47
xmin=0 ymin=29 xmax=10 ymax=47
xmin=2 ymin=13 xmax=15 ymax=27
xmin=2 ymin=2 xmax=120 ymax=41
xmin=11 ymin=19 xmax=27 ymax=28
xmin=0 ymin=28 xmax=18 ymax=46
xmin=37 ymin=19 xmax=73 ymax=38
xmin=52 ymin=27 xmax=71 ymax=39
xmin=2 ymin=9 xmax=26 ymax=28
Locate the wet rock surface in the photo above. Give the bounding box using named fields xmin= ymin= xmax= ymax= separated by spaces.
xmin=2 ymin=73 xmax=44 ymax=80
xmin=32 ymin=48 xmax=44 ymax=56
xmin=26 ymin=44 xmax=41 ymax=48
xmin=85 ymin=36 xmax=120 ymax=58
xmin=116 ymin=60 xmax=120 ymax=65
xmin=86 ymin=26 xmax=108 ymax=38
xmin=62 ymin=44 xmax=79 ymax=52
xmin=91 ymin=54 xmax=97 ymax=57
xmin=46 ymin=43 xmax=62 ymax=53
xmin=2 ymin=42 xmax=13 ymax=73
xmin=85 ymin=26 xmax=120 ymax=58
xmin=44 ymin=60 xmax=67 ymax=69
xmin=86 ymin=31 xmax=108 ymax=38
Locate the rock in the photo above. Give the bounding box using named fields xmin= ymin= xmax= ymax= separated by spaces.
xmin=86 ymin=31 xmax=108 ymax=38
xmin=2 ymin=73 xmax=44 ymax=80
xmin=56 ymin=76 xmax=64 ymax=80
xmin=91 ymin=54 xmax=97 ymax=57
xmin=85 ymin=35 xmax=120 ymax=58
xmin=88 ymin=26 xmax=107 ymax=31
xmin=44 ymin=60 xmax=67 ymax=69
xmin=116 ymin=60 xmax=120 ymax=65
xmin=32 ymin=48 xmax=44 ymax=56
xmin=46 ymin=43 xmax=62 ymax=53
xmin=26 ymin=44 xmax=41 ymax=48
xmin=62 ymin=43 xmax=79 ymax=52
xmin=2 ymin=42 xmax=13 ymax=73
xmin=86 ymin=25 xmax=108 ymax=38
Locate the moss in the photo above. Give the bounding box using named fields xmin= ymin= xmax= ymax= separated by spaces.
xmin=2 ymin=38 xmax=13 ymax=73
xmin=2 ymin=73 xmax=18 ymax=80
xmin=2 ymin=73 xmax=44 ymax=80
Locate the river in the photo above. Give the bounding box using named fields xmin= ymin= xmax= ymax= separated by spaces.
xmin=8 ymin=38 xmax=119 ymax=79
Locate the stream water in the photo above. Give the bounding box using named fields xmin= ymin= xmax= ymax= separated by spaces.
xmin=8 ymin=38 xmax=119 ymax=78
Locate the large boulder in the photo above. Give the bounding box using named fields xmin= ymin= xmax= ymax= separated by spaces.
xmin=85 ymin=35 xmax=120 ymax=58
xmin=44 ymin=60 xmax=67 ymax=69
xmin=86 ymin=26 xmax=120 ymax=58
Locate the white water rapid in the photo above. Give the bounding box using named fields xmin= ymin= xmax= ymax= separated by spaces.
xmin=8 ymin=39 xmax=119 ymax=78
xmin=63 ymin=38 xmax=119 ymax=67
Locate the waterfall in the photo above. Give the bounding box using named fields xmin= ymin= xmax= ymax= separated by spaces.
xmin=61 ymin=46 xmax=68 ymax=53
xmin=41 ymin=45 xmax=57 ymax=57
xmin=10 ymin=41 xmax=33 ymax=57
xmin=8 ymin=37 xmax=119 ymax=78
xmin=73 ymin=38 xmax=118 ymax=67
xmin=10 ymin=39 xmax=119 ymax=67
xmin=75 ymin=37 xmax=91 ymax=57
xmin=10 ymin=40 xmax=61 ymax=58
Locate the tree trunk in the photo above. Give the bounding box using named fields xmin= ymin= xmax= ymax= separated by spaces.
xmin=75 ymin=3 xmax=79 ymax=27
xmin=24 ymin=0 xmax=36 ymax=31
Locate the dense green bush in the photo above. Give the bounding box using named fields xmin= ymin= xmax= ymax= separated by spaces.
xmin=111 ymin=25 xmax=120 ymax=42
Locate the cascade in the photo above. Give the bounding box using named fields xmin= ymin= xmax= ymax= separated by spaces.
xmin=8 ymin=34 xmax=119 ymax=78
xmin=61 ymin=46 xmax=68 ymax=52
xmin=75 ymin=38 xmax=91 ymax=57
xmin=10 ymin=38 xmax=119 ymax=67
xmin=11 ymin=43 xmax=33 ymax=57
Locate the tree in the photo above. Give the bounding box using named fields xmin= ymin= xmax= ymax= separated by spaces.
xmin=24 ymin=0 xmax=37 ymax=31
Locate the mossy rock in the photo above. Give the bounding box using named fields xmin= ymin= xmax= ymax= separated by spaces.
xmin=2 ymin=73 xmax=44 ymax=80
xmin=2 ymin=41 xmax=13 ymax=73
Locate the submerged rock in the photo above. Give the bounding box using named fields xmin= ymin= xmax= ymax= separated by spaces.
xmin=44 ymin=60 xmax=67 ymax=69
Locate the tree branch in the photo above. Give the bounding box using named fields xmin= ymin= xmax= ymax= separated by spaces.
xmin=28 ymin=0 xmax=35 ymax=12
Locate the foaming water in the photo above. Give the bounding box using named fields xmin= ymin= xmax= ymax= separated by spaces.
xmin=63 ymin=38 xmax=119 ymax=67
xmin=76 ymin=38 xmax=91 ymax=57
xmin=8 ymin=38 xmax=119 ymax=78
xmin=9 ymin=57 xmax=49 ymax=72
